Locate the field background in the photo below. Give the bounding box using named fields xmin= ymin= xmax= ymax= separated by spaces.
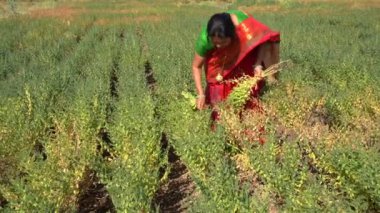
xmin=1 ymin=0 xmax=379 ymax=212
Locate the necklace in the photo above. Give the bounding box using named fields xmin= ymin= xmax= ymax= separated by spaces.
xmin=215 ymin=55 xmax=227 ymax=82
xmin=216 ymin=73 xmax=223 ymax=82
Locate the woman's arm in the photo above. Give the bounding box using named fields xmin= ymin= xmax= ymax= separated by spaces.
xmin=192 ymin=53 xmax=206 ymax=110
xmin=254 ymin=43 xmax=278 ymax=84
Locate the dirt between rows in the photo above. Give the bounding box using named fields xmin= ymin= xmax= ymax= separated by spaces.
xmin=0 ymin=194 xmax=8 ymax=209
xmin=152 ymin=147 xmax=197 ymax=212
xmin=77 ymin=169 xmax=115 ymax=213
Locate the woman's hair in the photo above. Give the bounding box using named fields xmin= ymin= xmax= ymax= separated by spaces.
xmin=207 ymin=13 xmax=235 ymax=39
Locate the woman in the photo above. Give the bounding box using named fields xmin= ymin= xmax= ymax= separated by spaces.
xmin=192 ymin=10 xmax=280 ymax=112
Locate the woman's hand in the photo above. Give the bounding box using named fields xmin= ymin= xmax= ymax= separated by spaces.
xmin=254 ymin=65 xmax=264 ymax=78
xmin=196 ymin=95 xmax=206 ymax=110
xmin=192 ymin=53 xmax=206 ymax=110
xmin=254 ymin=65 xmax=264 ymax=90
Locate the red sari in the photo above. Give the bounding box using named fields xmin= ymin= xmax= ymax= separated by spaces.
xmin=205 ymin=16 xmax=280 ymax=109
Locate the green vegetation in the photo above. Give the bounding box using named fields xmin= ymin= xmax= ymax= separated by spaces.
xmin=0 ymin=0 xmax=379 ymax=212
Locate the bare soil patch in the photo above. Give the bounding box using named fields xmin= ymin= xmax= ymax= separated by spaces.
xmin=240 ymin=0 xmax=379 ymax=16
xmin=0 ymin=193 xmax=8 ymax=209
xmin=300 ymin=0 xmax=380 ymax=8
xmin=152 ymin=147 xmax=197 ymax=212
xmin=239 ymin=5 xmax=281 ymax=13
xmin=77 ymin=169 xmax=115 ymax=213
xmin=27 ymin=5 xmax=166 ymax=25
xmin=29 ymin=6 xmax=83 ymax=20
xmin=94 ymin=15 xmax=165 ymax=26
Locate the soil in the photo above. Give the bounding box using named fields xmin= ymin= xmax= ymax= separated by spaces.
xmin=31 ymin=141 xmax=47 ymax=161
xmin=110 ymin=59 xmax=119 ymax=100
xmin=29 ymin=6 xmax=81 ymax=20
xmin=0 ymin=194 xmax=8 ymax=209
xmin=236 ymin=165 xmax=263 ymax=196
xmin=274 ymin=124 xmax=298 ymax=143
xmin=94 ymin=16 xmax=165 ymax=26
xmin=77 ymin=169 xmax=115 ymax=213
xmin=144 ymin=61 xmax=156 ymax=93
xmin=152 ymin=147 xmax=197 ymax=213
xmin=96 ymin=128 xmax=114 ymax=160
xmin=306 ymin=105 xmax=333 ymax=127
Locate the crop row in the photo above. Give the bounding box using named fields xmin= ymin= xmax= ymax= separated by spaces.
xmin=1 ymin=19 xmax=162 ymax=211
xmin=1 ymin=2 xmax=379 ymax=212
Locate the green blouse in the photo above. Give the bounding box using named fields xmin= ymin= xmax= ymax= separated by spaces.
xmin=195 ymin=10 xmax=249 ymax=57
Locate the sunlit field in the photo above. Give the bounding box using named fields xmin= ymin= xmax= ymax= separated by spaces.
xmin=1 ymin=0 xmax=379 ymax=212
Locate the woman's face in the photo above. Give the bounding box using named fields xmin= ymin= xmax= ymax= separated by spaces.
xmin=211 ymin=36 xmax=231 ymax=49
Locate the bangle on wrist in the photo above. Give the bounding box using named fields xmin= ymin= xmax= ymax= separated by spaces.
xmin=197 ymin=94 xmax=205 ymax=99
xmin=254 ymin=65 xmax=263 ymax=70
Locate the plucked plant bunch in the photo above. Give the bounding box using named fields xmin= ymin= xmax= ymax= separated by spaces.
xmin=227 ymin=60 xmax=292 ymax=110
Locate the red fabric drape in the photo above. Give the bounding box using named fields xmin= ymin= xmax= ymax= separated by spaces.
xmin=205 ymin=16 xmax=280 ymax=107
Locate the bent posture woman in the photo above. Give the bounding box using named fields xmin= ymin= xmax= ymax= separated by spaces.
xmin=192 ymin=10 xmax=280 ymax=112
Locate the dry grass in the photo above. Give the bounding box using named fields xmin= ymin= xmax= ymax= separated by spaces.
xmin=239 ymin=0 xmax=379 ymax=16
xmin=0 ymin=0 xmax=167 ymax=24
xmin=29 ymin=6 xmax=82 ymax=20
xmin=300 ymin=0 xmax=379 ymax=6
xmin=94 ymin=15 xmax=166 ymax=26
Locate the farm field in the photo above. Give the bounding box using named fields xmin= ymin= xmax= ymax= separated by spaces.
xmin=0 ymin=0 xmax=379 ymax=212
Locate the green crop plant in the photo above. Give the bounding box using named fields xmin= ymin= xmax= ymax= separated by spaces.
xmin=304 ymin=141 xmax=380 ymax=211
xmin=243 ymin=127 xmax=355 ymax=211
xmin=3 ymin=100 xmax=101 ymax=211
xmin=6 ymin=0 xmax=17 ymax=15
xmin=0 ymin=0 xmax=379 ymax=212
xmin=0 ymin=21 xmax=110 ymax=211
xmin=96 ymin=27 xmax=162 ymax=212
xmin=162 ymin=93 xmax=254 ymax=212
xmin=226 ymin=60 xmax=290 ymax=110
